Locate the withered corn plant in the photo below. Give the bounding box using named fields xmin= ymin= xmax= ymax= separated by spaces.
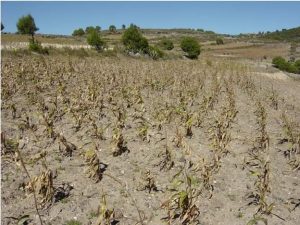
xmin=279 ymin=113 xmax=300 ymax=170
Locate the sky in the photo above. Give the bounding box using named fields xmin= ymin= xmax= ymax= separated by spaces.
xmin=1 ymin=1 xmax=300 ymax=35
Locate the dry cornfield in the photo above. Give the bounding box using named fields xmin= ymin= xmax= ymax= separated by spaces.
xmin=1 ymin=53 xmax=300 ymax=225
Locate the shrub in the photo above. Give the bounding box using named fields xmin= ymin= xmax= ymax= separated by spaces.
xmin=122 ymin=25 xmax=149 ymax=53
xmin=284 ymin=63 xmax=298 ymax=74
xmin=216 ymin=38 xmax=224 ymax=45
xmin=180 ymin=37 xmax=201 ymax=59
xmin=272 ymin=56 xmax=286 ymax=67
xmin=272 ymin=56 xmax=291 ymax=71
xmin=87 ymin=30 xmax=105 ymax=51
xmin=29 ymin=39 xmax=49 ymax=54
xmin=272 ymin=56 xmax=300 ymax=74
xmin=294 ymin=60 xmax=300 ymax=73
xmin=147 ymin=46 xmax=164 ymax=60
xmin=159 ymin=38 xmax=174 ymax=50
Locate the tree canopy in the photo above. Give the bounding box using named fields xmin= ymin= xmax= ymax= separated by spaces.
xmin=17 ymin=14 xmax=38 ymax=38
xmin=122 ymin=25 xmax=149 ymax=53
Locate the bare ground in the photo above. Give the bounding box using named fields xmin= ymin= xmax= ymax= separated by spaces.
xmin=1 ymin=54 xmax=300 ymax=225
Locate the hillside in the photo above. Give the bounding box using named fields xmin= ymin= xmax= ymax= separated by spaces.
xmin=261 ymin=27 xmax=300 ymax=42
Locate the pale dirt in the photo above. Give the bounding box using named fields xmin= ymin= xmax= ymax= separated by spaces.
xmin=1 ymin=54 xmax=300 ymax=225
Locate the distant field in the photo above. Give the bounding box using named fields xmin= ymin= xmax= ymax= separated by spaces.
xmin=1 ymin=32 xmax=293 ymax=61
xmin=203 ymin=42 xmax=290 ymax=60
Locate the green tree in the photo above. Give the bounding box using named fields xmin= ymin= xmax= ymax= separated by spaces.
xmin=109 ymin=25 xmax=117 ymax=33
xmin=122 ymin=25 xmax=149 ymax=53
xmin=180 ymin=37 xmax=201 ymax=59
xmin=85 ymin=26 xmax=95 ymax=34
xmin=1 ymin=23 xmax=4 ymax=31
xmin=16 ymin=14 xmax=38 ymax=41
xmin=72 ymin=28 xmax=85 ymax=36
xmin=95 ymin=26 xmax=101 ymax=33
xmin=159 ymin=38 xmax=174 ymax=50
xmin=122 ymin=24 xmax=126 ymax=30
xmin=87 ymin=30 xmax=105 ymax=51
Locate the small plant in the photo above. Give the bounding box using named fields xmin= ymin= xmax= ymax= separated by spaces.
xmin=25 ymin=169 xmax=54 ymax=205
xmin=180 ymin=37 xmax=201 ymax=59
xmin=157 ymin=146 xmax=174 ymax=171
xmin=279 ymin=113 xmax=300 ymax=170
xmin=173 ymin=127 xmax=184 ymax=148
xmin=95 ymin=194 xmax=118 ymax=225
xmin=89 ymin=117 xmax=107 ymax=140
xmin=64 ymin=220 xmax=82 ymax=225
xmin=58 ymin=134 xmax=76 ymax=157
xmin=137 ymin=120 xmax=150 ymax=142
xmin=161 ymin=163 xmax=200 ymax=224
xmin=84 ymin=149 xmax=103 ymax=182
xmin=185 ymin=113 xmax=193 ymax=138
xmin=29 ymin=39 xmax=49 ymax=54
xmin=268 ymin=86 xmax=279 ymax=110
xmin=253 ymin=101 xmax=269 ymax=152
xmin=137 ymin=170 xmax=158 ymax=193
xmin=111 ymin=127 xmax=128 ymax=156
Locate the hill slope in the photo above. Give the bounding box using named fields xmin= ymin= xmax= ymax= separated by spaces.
xmin=262 ymin=27 xmax=300 ymax=42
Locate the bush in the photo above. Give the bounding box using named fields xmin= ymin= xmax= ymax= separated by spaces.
xmin=122 ymin=25 xmax=149 ymax=54
xmin=180 ymin=37 xmax=201 ymax=59
xmin=272 ymin=56 xmax=286 ymax=67
xmin=87 ymin=30 xmax=105 ymax=51
xmin=29 ymin=39 xmax=49 ymax=54
xmin=159 ymin=38 xmax=174 ymax=50
xmin=285 ymin=63 xmax=298 ymax=74
xmin=216 ymin=38 xmax=224 ymax=45
xmin=147 ymin=46 xmax=164 ymax=60
xmin=272 ymin=56 xmax=300 ymax=74
xmin=294 ymin=60 xmax=300 ymax=73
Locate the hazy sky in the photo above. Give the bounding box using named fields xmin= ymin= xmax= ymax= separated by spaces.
xmin=1 ymin=1 xmax=300 ymax=35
